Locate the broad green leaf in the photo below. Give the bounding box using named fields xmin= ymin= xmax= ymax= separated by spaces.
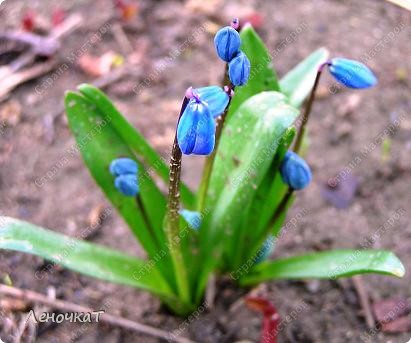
xmin=240 ymin=249 xmax=405 ymax=285
xmin=196 ymin=91 xmax=299 ymax=300
xmin=0 ymin=217 xmax=172 ymax=297
xmin=64 ymin=92 xmax=175 ymax=286
xmin=77 ymin=84 xmax=195 ymax=208
xmin=228 ymin=24 xmax=280 ymax=116
xmin=280 ymin=48 xmax=329 ymax=107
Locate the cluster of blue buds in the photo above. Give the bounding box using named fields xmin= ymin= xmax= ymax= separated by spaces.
xmin=214 ymin=19 xmax=251 ymax=86
xmin=177 ymin=86 xmax=229 ymax=155
xmin=280 ymin=151 xmax=312 ymax=191
xmin=109 ymin=158 xmax=139 ymax=196
xmin=326 ymin=58 xmax=377 ymax=89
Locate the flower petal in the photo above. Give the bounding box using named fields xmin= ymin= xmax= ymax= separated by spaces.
xmin=195 ymin=86 xmax=229 ymax=118
xmin=109 ymin=158 xmax=138 ymax=176
xmin=114 ymin=174 xmax=139 ymax=196
xmin=228 ymin=51 xmax=251 ymax=86
xmin=177 ymin=100 xmax=215 ymax=155
xmin=280 ymin=151 xmax=312 ymax=190
xmin=214 ymin=26 xmax=241 ymax=62
xmin=179 ymin=209 xmax=201 ymax=230
xmin=329 ymin=58 xmax=377 ymax=89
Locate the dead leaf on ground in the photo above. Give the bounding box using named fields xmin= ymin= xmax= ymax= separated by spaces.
xmin=372 ymin=297 xmax=411 ymax=323
xmin=78 ymin=52 xmax=123 ymax=77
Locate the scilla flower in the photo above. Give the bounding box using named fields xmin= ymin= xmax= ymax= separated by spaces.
xmin=114 ymin=174 xmax=139 ymax=196
xmin=280 ymin=151 xmax=312 ymax=190
xmin=194 ymin=86 xmax=229 ymax=118
xmin=110 ymin=157 xmax=139 ymax=196
xmin=214 ymin=25 xmax=241 ymax=62
xmin=179 ymin=209 xmax=201 ymax=230
xmin=228 ymin=51 xmax=251 ymax=86
xmin=327 ymin=58 xmax=377 ymax=89
xmin=109 ymin=157 xmax=138 ymax=176
xmin=177 ymin=95 xmax=215 ymax=155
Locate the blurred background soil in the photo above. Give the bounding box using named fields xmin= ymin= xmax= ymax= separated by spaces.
xmin=0 ymin=0 xmax=410 ymax=342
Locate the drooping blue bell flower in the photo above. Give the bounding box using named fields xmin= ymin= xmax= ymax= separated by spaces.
xmin=177 ymin=97 xmax=215 ymax=155
xmin=254 ymin=235 xmax=275 ymax=264
xmin=328 ymin=58 xmax=377 ymax=89
xmin=280 ymin=151 xmax=312 ymax=190
xmin=228 ymin=51 xmax=251 ymax=86
xmin=114 ymin=174 xmax=139 ymax=196
xmin=214 ymin=26 xmax=241 ymax=62
xmin=179 ymin=209 xmax=201 ymax=230
xmin=194 ymin=86 xmax=229 ymax=118
xmin=109 ymin=158 xmax=138 ymax=176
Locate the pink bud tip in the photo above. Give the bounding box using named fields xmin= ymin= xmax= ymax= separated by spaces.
xmin=231 ymin=18 xmax=240 ymax=30
xmin=224 ymin=85 xmax=234 ymax=97
xmin=185 ymin=87 xmax=194 ymax=99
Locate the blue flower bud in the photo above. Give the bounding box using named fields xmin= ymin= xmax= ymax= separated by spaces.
xmin=177 ymin=98 xmax=215 ymax=155
xmin=328 ymin=58 xmax=377 ymax=89
xmin=280 ymin=151 xmax=312 ymax=190
xmin=214 ymin=26 xmax=241 ymax=62
xmin=254 ymin=235 xmax=275 ymax=264
xmin=109 ymin=158 xmax=138 ymax=176
xmin=194 ymin=86 xmax=229 ymax=118
xmin=179 ymin=209 xmax=201 ymax=230
xmin=114 ymin=174 xmax=139 ymax=196
xmin=228 ymin=51 xmax=251 ymax=86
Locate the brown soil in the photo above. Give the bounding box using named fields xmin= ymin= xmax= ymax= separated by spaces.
xmin=1 ymin=0 xmax=410 ymax=342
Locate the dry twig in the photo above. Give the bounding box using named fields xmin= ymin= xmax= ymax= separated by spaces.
xmin=0 ymin=284 xmax=196 ymax=343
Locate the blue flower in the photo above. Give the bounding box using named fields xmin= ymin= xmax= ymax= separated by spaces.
xmin=177 ymin=98 xmax=215 ymax=155
xmin=214 ymin=26 xmax=241 ymax=62
xmin=228 ymin=51 xmax=250 ymax=86
xmin=254 ymin=235 xmax=275 ymax=264
xmin=328 ymin=58 xmax=377 ymax=89
xmin=179 ymin=209 xmax=201 ymax=230
xmin=109 ymin=158 xmax=138 ymax=176
xmin=194 ymin=86 xmax=229 ymax=118
xmin=114 ymin=174 xmax=139 ymax=196
xmin=280 ymin=151 xmax=312 ymax=190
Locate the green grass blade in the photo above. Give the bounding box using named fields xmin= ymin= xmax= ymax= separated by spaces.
xmin=280 ymin=47 xmax=329 ymax=107
xmin=240 ymin=249 xmax=405 ymax=285
xmin=0 ymin=217 xmax=173 ymax=298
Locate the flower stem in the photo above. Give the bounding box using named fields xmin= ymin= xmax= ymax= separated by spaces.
xmin=293 ymin=64 xmax=326 ymax=153
xmin=165 ymin=96 xmax=191 ymax=304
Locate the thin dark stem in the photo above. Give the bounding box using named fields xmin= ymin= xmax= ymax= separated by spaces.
xmin=165 ymin=96 xmax=191 ymax=303
xmin=293 ymin=67 xmax=325 ymax=154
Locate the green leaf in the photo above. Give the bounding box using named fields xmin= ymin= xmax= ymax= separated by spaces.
xmin=64 ymin=92 xmax=176 ymax=287
xmin=234 ymin=128 xmax=295 ymax=266
xmin=280 ymin=48 xmax=329 ymax=107
xmin=77 ymin=84 xmax=195 ymax=208
xmin=228 ymin=24 xmax=280 ymax=116
xmin=240 ymin=249 xmax=405 ymax=285
xmin=0 ymin=217 xmax=173 ymax=297
xmin=196 ymin=91 xmax=299 ymax=300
